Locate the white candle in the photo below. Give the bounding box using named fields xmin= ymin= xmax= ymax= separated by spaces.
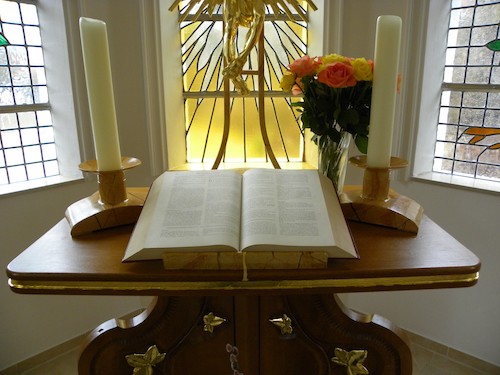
xmin=367 ymin=15 xmax=402 ymax=168
xmin=79 ymin=17 xmax=122 ymax=171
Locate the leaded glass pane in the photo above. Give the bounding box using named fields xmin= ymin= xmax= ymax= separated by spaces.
xmin=2 ymin=129 xmax=21 ymax=147
xmin=0 ymin=1 xmax=58 ymax=185
xmin=43 ymin=159 xmax=58 ymax=176
xmin=471 ymin=25 xmax=497 ymax=45
xmin=20 ymin=2 xmax=38 ymax=25
xmin=23 ymin=145 xmax=41 ymax=162
xmin=176 ymin=1 xmax=310 ymax=164
xmin=435 ymin=1 xmax=500 ymax=182
xmin=5 ymin=147 xmax=23 ymax=164
xmin=26 ymin=162 xmax=44 ymax=179
xmin=7 ymin=164 xmax=26 ymax=183
xmin=7 ymin=45 xmax=27 ymax=65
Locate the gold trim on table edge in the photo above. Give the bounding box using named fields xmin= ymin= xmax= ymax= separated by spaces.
xmin=8 ymin=272 xmax=479 ymax=293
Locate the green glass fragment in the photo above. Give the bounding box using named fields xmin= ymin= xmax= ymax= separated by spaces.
xmin=486 ymin=39 xmax=500 ymax=52
xmin=0 ymin=32 xmax=10 ymax=47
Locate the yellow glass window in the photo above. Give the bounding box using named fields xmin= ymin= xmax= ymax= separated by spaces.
xmin=176 ymin=2 xmax=311 ymax=164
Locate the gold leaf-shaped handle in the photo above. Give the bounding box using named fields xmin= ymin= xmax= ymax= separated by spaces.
xmin=269 ymin=313 xmax=293 ymax=335
xmin=331 ymin=347 xmax=369 ymax=375
xmin=203 ymin=312 xmax=226 ymax=333
xmin=125 ymin=345 xmax=166 ymax=375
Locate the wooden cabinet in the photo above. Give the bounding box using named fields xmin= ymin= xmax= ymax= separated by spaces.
xmin=7 ymin=215 xmax=480 ymax=375
xmin=79 ymin=294 xmax=411 ymax=374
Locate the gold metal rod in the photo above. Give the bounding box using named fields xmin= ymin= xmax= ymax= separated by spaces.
xmin=241 ymin=70 xmax=259 ymax=75
xmin=257 ymin=30 xmax=280 ymax=168
xmin=178 ymin=1 xmax=199 ymax=23
xmin=191 ymin=0 xmax=211 ymax=22
xmin=304 ymin=0 xmax=318 ymax=11
xmin=276 ymin=0 xmax=305 ymax=22
xmin=168 ymin=0 xmax=182 ymax=12
xmin=212 ymin=76 xmax=231 ymax=169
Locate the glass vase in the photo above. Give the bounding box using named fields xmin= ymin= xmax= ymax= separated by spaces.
xmin=318 ymin=132 xmax=351 ymax=194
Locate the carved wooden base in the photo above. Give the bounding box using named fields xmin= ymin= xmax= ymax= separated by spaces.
xmin=78 ymin=294 xmax=412 ymax=375
xmin=340 ymin=186 xmax=424 ymax=233
xmin=65 ymin=188 xmax=147 ymax=236
xmin=341 ymin=156 xmax=424 ymax=233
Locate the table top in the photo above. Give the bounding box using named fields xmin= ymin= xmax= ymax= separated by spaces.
xmin=6 ymin=211 xmax=480 ymax=296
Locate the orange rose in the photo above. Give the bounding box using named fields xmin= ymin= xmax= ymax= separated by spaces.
xmin=317 ymin=62 xmax=356 ymax=88
xmin=288 ymin=55 xmax=321 ymax=77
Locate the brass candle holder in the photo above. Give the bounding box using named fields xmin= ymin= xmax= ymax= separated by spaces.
xmin=340 ymin=155 xmax=423 ymax=233
xmin=65 ymin=157 xmax=147 ymax=237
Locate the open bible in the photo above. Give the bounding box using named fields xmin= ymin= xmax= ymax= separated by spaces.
xmin=122 ymin=169 xmax=358 ymax=268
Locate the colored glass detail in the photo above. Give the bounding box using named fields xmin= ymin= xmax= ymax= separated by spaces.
xmin=486 ymin=39 xmax=500 ymax=52
xmin=0 ymin=32 xmax=9 ymax=46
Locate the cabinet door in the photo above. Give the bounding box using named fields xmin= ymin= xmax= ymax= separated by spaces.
xmin=231 ymin=295 xmax=261 ymax=375
xmin=260 ymin=294 xmax=412 ymax=375
xmin=259 ymin=295 xmax=331 ymax=375
xmin=79 ymin=296 xmax=235 ymax=375
xmin=80 ymin=294 xmax=410 ymax=375
xmin=165 ymin=295 xmax=235 ymax=375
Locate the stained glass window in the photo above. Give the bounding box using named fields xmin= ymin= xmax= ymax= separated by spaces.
xmin=0 ymin=0 xmax=58 ymax=185
xmin=434 ymin=0 xmax=500 ymax=182
xmin=175 ymin=1 xmax=310 ymax=165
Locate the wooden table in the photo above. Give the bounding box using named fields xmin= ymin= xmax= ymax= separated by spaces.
xmin=7 ymin=195 xmax=480 ymax=375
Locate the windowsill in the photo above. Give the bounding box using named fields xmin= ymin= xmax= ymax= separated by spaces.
xmin=412 ymin=172 xmax=500 ymax=195
xmin=0 ymin=174 xmax=84 ymax=197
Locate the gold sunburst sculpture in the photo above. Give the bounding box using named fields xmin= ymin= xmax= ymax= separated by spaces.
xmin=169 ymin=0 xmax=317 ymax=95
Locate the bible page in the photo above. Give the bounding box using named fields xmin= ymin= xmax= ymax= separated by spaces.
xmin=240 ymin=169 xmax=336 ymax=252
xmin=145 ymin=170 xmax=241 ymax=251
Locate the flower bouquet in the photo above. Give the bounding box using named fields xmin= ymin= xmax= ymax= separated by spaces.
xmin=280 ymin=54 xmax=374 ymax=191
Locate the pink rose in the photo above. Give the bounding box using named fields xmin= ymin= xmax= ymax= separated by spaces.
xmin=288 ymin=55 xmax=321 ymax=77
xmin=317 ymin=62 xmax=357 ymax=88
xmin=292 ymin=83 xmax=303 ymax=96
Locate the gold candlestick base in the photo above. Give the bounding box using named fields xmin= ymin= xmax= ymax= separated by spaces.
xmin=340 ymin=156 xmax=423 ymax=233
xmin=65 ymin=157 xmax=147 ymax=237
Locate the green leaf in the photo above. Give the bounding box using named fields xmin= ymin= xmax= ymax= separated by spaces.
xmin=353 ymin=121 xmax=369 ymax=136
xmin=338 ymin=108 xmax=360 ymax=129
xmin=354 ymin=135 xmax=368 ymax=154
xmin=486 ymin=39 xmax=500 ymax=52
xmin=0 ymin=32 xmax=9 ymax=47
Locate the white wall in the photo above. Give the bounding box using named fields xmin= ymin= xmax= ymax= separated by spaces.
xmin=0 ymin=183 xmax=145 ymax=369
xmin=0 ymin=0 xmax=160 ymax=370
xmin=338 ymin=0 xmax=500 ymax=366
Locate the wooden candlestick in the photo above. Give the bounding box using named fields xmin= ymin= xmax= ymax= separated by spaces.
xmin=340 ymin=156 xmax=423 ymax=233
xmin=65 ymin=157 xmax=147 ymax=236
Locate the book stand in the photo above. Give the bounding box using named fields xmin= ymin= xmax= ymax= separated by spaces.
xmin=65 ymin=157 xmax=146 ymax=237
xmin=340 ymin=156 xmax=423 ymax=233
